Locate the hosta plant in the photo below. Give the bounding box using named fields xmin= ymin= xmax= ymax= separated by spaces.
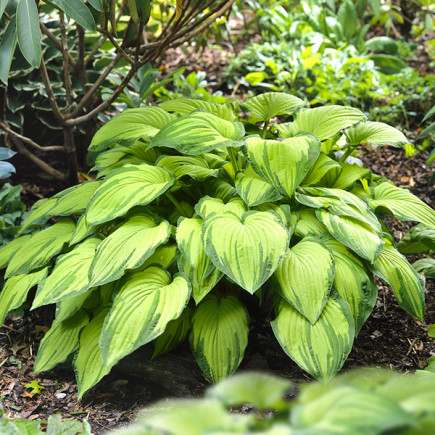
xmin=0 ymin=92 xmax=433 ymax=398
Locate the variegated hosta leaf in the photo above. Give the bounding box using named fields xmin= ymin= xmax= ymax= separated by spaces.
xmin=369 ymin=182 xmax=435 ymax=228
xmin=100 ymin=267 xmax=191 ymax=369
xmin=272 ymin=238 xmax=334 ymax=324
xmin=205 ymin=178 xmax=238 ymax=201
xmin=296 ymin=187 xmax=382 ymax=231
xmin=32 ymin=237 xmax=102 ymax=308
xmin=140 ymin=243 xmax=177 ymax=270
xmin=373 ymin=243 xmax=425 ymax=320
xmin=190 ymin=293 xmax=249 ymax=382
xmin=176 ymin=216 xmax=215 ymax=281
xmin=96 ymin=156 xmax=143 ymax=179
xmin=0 ymin=234 xmax=31 ymax=269
xmin=148 ymin=110 xmax=245 ymax=155
xmin=316 ymin=209 xmax=384 ymax=263
xmin=69 ymin=214 xmax=100 ymax=246
xmin=254 ymin=203 xmax=293 ymax=231
xmin=397 ymin=224 xmax=435 ymax=254
xmin=345 ymin=121 xmax=409 ymax=147
xmin=245 ymin=135 xmax=321 ymax=198
xmin=0 ymin=268 xmax=48 ymax=326
xmin=156 ymin=155 xmax=219 ymax=181
xmin=195 ymin=196 xmax=247 ymax=220
xmin=85 ymin=163 xmax=174 ymax=225
xmin=6 ymin=220 xmax=76 ymax=278
xmin=321 ymin=235 xmax=378 ymax=334
xmin=94 ymin=142 xmax=159 ymax=171
xmin=243 ymin=92 xmax=305 ymax=121
xmin=159 ymin=98 xmax=236 ymax=121
xmin=177 ymin=253 xmax=223 ymax=304
xmin=302 ymin=154 xmax=342 ymax=186
xmin=235 ymin=165 xmax=283 ymax=206
xmin=55 ymin=290 xmax=94 ymax=322
xmin=276 ymin=106 xmax=366 ymax=141
xmin=294 ymin=208 xmax=327 ymax=238
xmin=152 ymin=306 xmax=192 ymax=359
xmin=34 ymin=311 xmax=89 ymax=372
xmin=203 ymin=211 xmax=290 ymax=293
xmin=271 ymin=297 xmax=355 ymax=380
xmin=18 ymin=198 xmax=57 ymax=234
xmin=89 ymin=107 xmax=175 ymax=151
xmin=331 ymin=163 xmax=371 ymax=190
xmin=89 ymin=215 xmax=171 ymax=287
xmin=74 ymin=308 xmax=111 ymax=399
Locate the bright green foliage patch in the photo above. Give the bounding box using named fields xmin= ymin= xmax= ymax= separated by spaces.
xmin=0 ymin=92 xmax=431 ymax=396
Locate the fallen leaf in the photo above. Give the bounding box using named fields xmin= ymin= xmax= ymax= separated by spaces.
xmin=25 ymin=380 xmax=45 ymax=395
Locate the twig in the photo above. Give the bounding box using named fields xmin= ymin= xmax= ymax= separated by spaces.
xmin=84 ymin=36 xmax=107 ymax=67
xmin=76 ymin=25 xmax=89 ymax=89
xmin=39 ymin=57 xmax=64 ymax=123
xmin=98 ymin=27 xmax=136 ymax=66
xmin=40 ymin=22 xmax=76 ymax=68
xmin=10 ymin=137 xmax=67 ymax=181
xmin=0 ymin=122 xmax=64 ymax=152
xmin=406 ymin=337 xmax=418 ymax=356
xmin=59 ymin=12 xmax=73 ymax=115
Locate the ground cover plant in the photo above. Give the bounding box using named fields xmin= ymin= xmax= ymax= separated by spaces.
xmin=0 ymin=91 xmax=434 ymax=399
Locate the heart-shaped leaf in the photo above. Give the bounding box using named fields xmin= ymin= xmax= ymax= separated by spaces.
xmin=202 ymin=211 xmax=290 ymax=293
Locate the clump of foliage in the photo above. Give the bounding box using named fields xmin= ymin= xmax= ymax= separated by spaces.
xmin=0 ymin=403 xmax=90 ymax=434
xmin=0 ymin=92 xmax=433 ymax=398
xmin=119 ymin=368 xmax=435 ymax=434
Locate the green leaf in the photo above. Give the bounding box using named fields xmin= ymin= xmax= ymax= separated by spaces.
xmin=34 ymin=311 xmax=89 ymax=372
xmin=272 ymin=238 xmax=334 ymax=324
xmin=0 ymin=268 xmax=48 ymax=326
xmin=294 ymin=208 xmax=327 ymax=238
xmin=89 ymin=107 xmax=175 ymax=151
xmin=55 ymin=290 xmax=94 ymax=322
xmin=369 ymin=182 xmax=435 ymax=228
xmin=345 ymin=122 xmax=409 ymax=147
xmin=141 ymin=243 xmax=177 ymax=269
xmin=203 ymin=211 xmax=290 ymax=293
xmin=157 ymin=155 xmax=219 ymax=181
xmin=370 ymin=54 xmax=407 ymax=74
xmin=316 ymin=209 xmax=384 ymax=263
xmin=292 ymin=385 xmax=415 ymax=434
xmin=19 ymin=198 xmax=57 ymax=233
xmin=0 ymin=16 xmax=18 ymax=84
xmin=152 ymin=306 xmax=192 ymax=359
xmin=176 ymin=217 xmax=215 ymax=281
xmin=159 ymin=98 xmax=236 ymax=121
xmin=195 ymin=196 xmax=247 ymax=220
xmin=74 ymin=308 xmax=111 ymax=399
xmin=271 ymin=297 xmax=355 ymax=381
xmin=89 ymin=214 xmax=171 ymax=287
xmin=190 ymin=293 xmax=249 ymax=382
xmin=6 ymin=220 xmax=76 ymax=278
xmin=0 ymin=234 xmax=31 ymax=269
xmin=373 ymin=242 xmax=425 ymax=320
xmin=321 ymin=235 xmax=378 ymax=334
xmin=177 ymin=253 xmax=222 ymax=304
xmin=149 ymin=110 xmax=245 ymax=155
xmin=16 ymin=0 xmax=41 ymax=68
xmin=49 ymin=0 xmax=95 ymax=30
xmin=364 ymin=36 xmax=399 ymax=55
xmin=0 ymin=0 xmax=10 ymax=18
xmin=337 ymin=0 xmax=357 ymax=42
xmin=296 ymin=187 xmax=382 ymax=231
xmin=24 ymin=380 xmax=44 ymax=395
xmin=245 ymin=135 xmax=321 ymax=198
xmin=100 ymin=267 xmax=191 ymax=369
xmin=302 ymin=154 xmax=341 ymax=186
xmin=413 ymin=258 xmax=435 ymax=279
xmin=397 ymin=224 xmax=435 ymax=254
xmin=207 ymin=372 xmax=292 ymax=410
xmin=254 ymin=203 xmax=293 ymax=231
xmin=276 ymin=106 xmax=366 ymax=141
xmin=331 ymin=163 xmax=371 ymax=190
xmin=243 ymin=92 xmax=305 ymax=121
xmin=32 ymin=237 xmax=102 ymax=308
xmin=235 ymin=165 xmax=283 ymax=206
xmin=21 ymin=181 xmax=100 ymax=232
xmin=205 ymin=178 xmax=238 ymax=202
xmin=85 ymin=163 xmax=174 ymax=225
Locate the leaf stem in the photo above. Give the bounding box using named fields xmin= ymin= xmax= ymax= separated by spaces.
xmin=338 ymin=144 xmax=357 ymax=163
xmin=261 ymin=119 xmax=270 ymax=139
xmin=227 ymin=147 xmax=240 ymax=175
xmin=166 ymin=191 xmax=185 ymax=216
